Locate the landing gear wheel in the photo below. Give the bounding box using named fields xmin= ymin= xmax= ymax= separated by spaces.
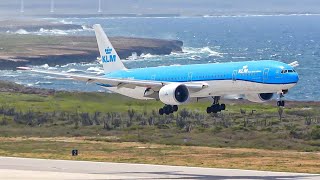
xmin=159 ymin=108 xmax=164 ymax=115
xmin=277 ymin=92 xmax=286 ymax=107
xmin=220 ymin=104 xmax=226 ymax=111
xmin=173 ymin=105 xmax=178 ymax=112
xmin=206 ymin=96 xmax=226 ymax=114
xmin=211 ymin=104 xmax=220 ymax=113
xmin=277 ymin=101 xmax=285 ymax=107
xmin=159 ymin=105 xmax=177 ymax=115
xmin=206 ymin=107 xmax=212 ymax=114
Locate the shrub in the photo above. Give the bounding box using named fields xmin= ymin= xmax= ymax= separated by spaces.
xmin=310 ymin=126 xmax=320 ymax=140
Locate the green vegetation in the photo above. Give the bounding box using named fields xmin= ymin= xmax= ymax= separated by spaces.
xmin=0 ymin=138 xmax=319 ymax=174
xmin=0 ymin=80 xmax=320 ymax=173
xmin=0 ymin=89 xmax=320 ymax=152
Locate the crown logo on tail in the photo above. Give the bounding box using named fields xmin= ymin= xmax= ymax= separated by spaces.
xmin=105 ymin=47 xmax=113 ymax=54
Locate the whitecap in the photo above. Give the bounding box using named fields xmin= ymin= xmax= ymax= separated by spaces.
xmin=66 ymin=69 xmax=84 ymax=73
xmin=231 ymin=57 xmax=246 ymax=59
xmin=15 ymin=29 xmax=29 ymax=35
xmin=189 ymin=55 xmax=201 ymax=60
xmin=59 ymin=19 xmax=73 ymax=24
xmin=87 ymin=67 xmax=104 ymax=74
xmin=38 ymin=28 xmax=68 ymax=35
xmin=40 ymin=64 xmax=50 ymax=69
xmin=140 ymin=53 xmax=158 ymax=58
xmin=81 ymin=25 xmax=94 ymax=31
xmin=35 ymin=81 xmax=53 ymax=85
xmin=182 ymin=46 xmax=223 ymax=57
xmin=200 ymin=47 xmax=223 ymax=57
xmin=87 ymin=67 xmax=102 ymax=71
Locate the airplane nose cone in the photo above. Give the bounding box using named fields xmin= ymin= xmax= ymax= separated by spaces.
xmin=293 ymin=73 xmax=299 ymax=83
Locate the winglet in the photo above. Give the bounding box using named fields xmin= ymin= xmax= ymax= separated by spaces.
xmin=288 ymin=61 xmax=299 ymax=68
xmin=17 ymin=67 xmax=32 ymax=70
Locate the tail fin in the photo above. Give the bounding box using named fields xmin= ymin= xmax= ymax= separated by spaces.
xmin=93 ymin=24 xmax=126 ymax=73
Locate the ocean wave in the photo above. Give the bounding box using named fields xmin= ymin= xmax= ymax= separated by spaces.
xmin=15 ymin=29 xmax=29 ymax=35
xmin=231 ymin=56 xmax=246 ymax=59
xmin=140 ymin=53 xmax=159 ymax=58
xmin=39 ymin=64 xmax=50 ymax=69
xmin=182 ymin=47 xmax=223 ymax=57
xmin=35 ymin=81 xmax=53 ymax=85
xmin=65 ymin=69 xmax=84 ymax=73
xmin=59 ymin=19 xmax=74 ymax=24
xmin=7 ymin=26 xmax=92 ymax=36
xmin=38 ymin=28 xmax=68 ymax=35
xmin=202 ymin=13 xmax=320 ymax=18
xmin=87 ymin=67 xmax=104 ymax=74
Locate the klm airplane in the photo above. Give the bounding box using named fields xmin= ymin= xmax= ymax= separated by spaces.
xmin=18 ymin=24 xmax=299 ymax=115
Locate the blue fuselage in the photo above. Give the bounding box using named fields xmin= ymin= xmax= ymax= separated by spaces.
xmin=104 ymin=60 xmax=299 ymax=85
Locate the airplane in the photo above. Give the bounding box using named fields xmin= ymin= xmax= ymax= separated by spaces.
xmin=18 ymin=24 xmax=299 ymax=115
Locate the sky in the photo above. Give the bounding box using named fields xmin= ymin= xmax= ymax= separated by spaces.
xmin=0 ymin=0 xmax=320 ymax=16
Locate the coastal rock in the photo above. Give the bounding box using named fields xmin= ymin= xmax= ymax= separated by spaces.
xmin=0 ymin=35 xmax=183 ymax=70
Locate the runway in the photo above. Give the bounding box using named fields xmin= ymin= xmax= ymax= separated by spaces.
xmin=0 ymin=157 xmax=319 ymax=180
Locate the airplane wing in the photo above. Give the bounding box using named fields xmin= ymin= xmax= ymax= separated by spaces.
xmin=17 ymin=67 xmax=208 ymax=92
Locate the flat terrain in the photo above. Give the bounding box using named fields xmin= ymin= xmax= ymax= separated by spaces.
xmin=0 ymin=137 xmax=319 ymax=174
xmin=0 ymin=156 xmax=319 ymax=180
xmin=0 ymin=81 xmax=319 ymax=173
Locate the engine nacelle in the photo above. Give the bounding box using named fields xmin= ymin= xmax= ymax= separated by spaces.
xmin=159 ymin=84 xmax=189 ymax=105
xmin=245 ymin=93 xmax=274 ymax=103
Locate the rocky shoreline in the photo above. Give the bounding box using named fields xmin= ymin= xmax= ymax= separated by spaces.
xmin=0 ymin=35 xmax=183 ymax=70
xmin=0 ymin=19 xmax=183 ymax=70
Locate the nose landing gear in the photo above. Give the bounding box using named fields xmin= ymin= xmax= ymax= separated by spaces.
xmin=277 ymin=92 xmax=285 ymax=107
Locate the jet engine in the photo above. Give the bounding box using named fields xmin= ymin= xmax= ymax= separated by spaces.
xmin=159 ymin=84 xmax=189 ymax=105
xmin=245 ymin=93 xmax=274 ymax=103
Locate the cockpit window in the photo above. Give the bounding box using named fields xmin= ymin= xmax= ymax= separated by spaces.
xmin=281 ymin=69 xmax=296 ymax=74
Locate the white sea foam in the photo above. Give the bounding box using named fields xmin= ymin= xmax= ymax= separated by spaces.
xmin=81 ymin=25 xmax=94 ymax=31
xmin=231 ymin=56 xmax=246 ymax=59
xmin=203 ymin=13 xmax=320 ymax=18
xmin=15 ymin=29 xmax=29 ymax=35
xmin=200 ymin=47 xmax=223 ymax=57
xmin=87 ymin=67 xmax=104 ymax=74
xmin=182 ymin=47 xmax=223 ymax=57
xmin=66 ymin=69 xmax=84 ymax=73
xmin=39 ymin=64 xmax=50 ymax=69
xmin=140 ymin=53 xmax=158 ymax=58
xmin=8 ymin=26 xmax=91 ymax=36
xmin=35 ymin=81 xmax=53 ymax=85
xmin=59 ymin=19 xmax=73 ymax=24
xmin=38 ymin=28 xmax=68 ymax=35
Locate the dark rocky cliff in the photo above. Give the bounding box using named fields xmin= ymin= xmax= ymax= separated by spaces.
xmin=0 ymin=35 xmax=183 ymax=70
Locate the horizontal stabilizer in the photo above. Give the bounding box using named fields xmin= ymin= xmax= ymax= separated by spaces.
xmin=288 ymin=61 xmax=299 ymax=68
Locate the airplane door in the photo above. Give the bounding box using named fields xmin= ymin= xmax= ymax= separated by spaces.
xmin=232 ymin=70 xmax=237 ymax=81
xmin=188 ymin=72 xmax=193 ymax=82
xmin=263 ymin=68 xmax=269 ymax=83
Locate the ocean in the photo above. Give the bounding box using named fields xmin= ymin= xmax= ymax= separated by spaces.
xmin=2 ymin=15 xmax=320 ymax=101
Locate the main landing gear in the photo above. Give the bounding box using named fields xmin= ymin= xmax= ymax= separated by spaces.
xmin=206 ymin=96 xmax=226 ymax=114
xmin=159 ymin=105 xmax=178 ymax=115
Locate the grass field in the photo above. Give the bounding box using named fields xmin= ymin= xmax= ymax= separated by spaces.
xmin=0 ymin=137 xmax=319 ymax=174
xmin=0 ymin=82 xmax=319 ymax=173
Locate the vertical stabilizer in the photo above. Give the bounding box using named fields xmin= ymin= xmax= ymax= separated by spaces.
xmin=93 ymin=24 xmax=126 ymax=73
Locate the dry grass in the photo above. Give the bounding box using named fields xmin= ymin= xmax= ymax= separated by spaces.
xmin=0 ymin=137 xmax=319 ymax=174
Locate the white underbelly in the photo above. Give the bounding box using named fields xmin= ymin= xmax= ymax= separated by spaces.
xmin=190 ymin=80 xmax=296 ymax=97
xmin=102 ymin=80 xmax=296 ymax=99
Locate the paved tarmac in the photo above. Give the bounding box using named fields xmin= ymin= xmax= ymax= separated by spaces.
xmin=0 ymin=156 xmax=319 ymax=180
